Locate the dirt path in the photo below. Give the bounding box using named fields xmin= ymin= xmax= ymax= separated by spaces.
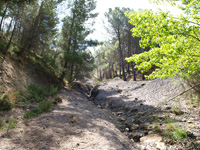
xmin=0 ymin=87 xmax=137 ymax=150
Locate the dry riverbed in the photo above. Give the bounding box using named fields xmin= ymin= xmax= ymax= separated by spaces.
xmin=0 ymin=77 xmax=200 ymax=150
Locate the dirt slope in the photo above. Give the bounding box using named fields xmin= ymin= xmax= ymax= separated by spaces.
xmin=0 ymin=87 xmax=137 ymax=150
xmin=0 ymin=54 xmax=61 ymax=91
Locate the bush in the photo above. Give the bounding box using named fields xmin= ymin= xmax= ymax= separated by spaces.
xmin=0 ymin=88 xmax=18 ymax=111
xmin=38 ymin=100 xmax=53 ymax=112
xmin=164 ymin=124 xmax=188 ymax=141
xmin=0 ymin=40 xmax=7 ymax=53
xmin=0 ymin=91 xmax=17 ymax=111
xmin=26 ymin=83 xmax=58 ymax=102
xmin=24 ymin=100 xmax=53 ymax=119
xmin=0 ymin=116 xmax=17 ymax=130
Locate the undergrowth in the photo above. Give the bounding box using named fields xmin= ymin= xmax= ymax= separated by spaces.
xmin=0 ymin=88 xmax=18 ymax=111
xmin=163 ymin=124 xmax=188 ymax=141
xmin=0 ymin=116 xmax=17 ymax=130
xmin=24 ymin=83 xmax=58 ymax=119
xmin=26 ymin=83 xmax=58 ymax=102
xmin=24 ymin=100 xmax=53 ymax=119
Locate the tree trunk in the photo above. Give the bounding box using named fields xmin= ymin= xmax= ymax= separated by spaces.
xmin=100 ymin=69 xmax=102 ymax=81
xmin=118 ymin=31 xmax=127 ymax=81
xmin=69 ymin=62 xmax=74 ymax=83
xmin=6 ymin=18 xmax=13 ymax=36
xmin=0 ymin=4 xmax=8 ymax=31
xmin=109 ymin=64 xmax=112 ymax=78
xmin=4 ymin=21 xmax=17 ymax=54
xmin=119 ymin=61 xmax=121 ymax=78
xmin=132 ymin=62 xmax=136 ymax=81
xmin=59 ymin=61 xmax=68 ymax=81
xmin=142 ymin=73 xmax=145 ymax=80
xmin=112 ymin=64 xmax=115 ymax=77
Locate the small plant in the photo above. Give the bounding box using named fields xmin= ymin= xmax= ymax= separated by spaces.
xmin=5 ymin=116 xmax=17 ymax=129
xmin=0 ymin=116 xmax=17 ymax=134
xmin=0 ymin=88 xmax=18 ymax=111
xmin=0 ymin=118 xmax=4 ymax=129
xmin=171 ymin=105 xmax=183 ymax=115
xmin=38 ymin=100 xmax=53 ymax=112
xmin=153 ymin=125 xmax=162 ymax=133
xmin=0 ymin=94 xmax=14 ymax=111
xmin=164 ymin=116 xmax=176 ymax=124
xmin=24 ymin=100 xmax=53 ymax=119
xmin=153 ymin=116 xmax=160 ymax=123
xmin=163 ymin=124 xmax=188 ymax=141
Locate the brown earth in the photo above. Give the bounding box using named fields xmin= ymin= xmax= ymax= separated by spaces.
xmin=0 ymin=86 xmax=137 ymax=150
xmin=0 ymin=53 xmax=61 ymax=91
xmin=0 ymin=77 xmax=200 ymax=150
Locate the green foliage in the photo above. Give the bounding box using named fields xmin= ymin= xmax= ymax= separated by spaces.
xmin=60 ymin=0 xmax=98 ymax=82
xmin=41 ymin=55 xmax=56 ymax=68
xmin=24 ymin=100 xmax=53 ymax=119
xmin=164 ymin=124 xmax=188 ymax=141
xmin=0 ymin=116 xmax=17 ymax=130
xmin=0 ymin=40 xmax=7 ymax=52
xmin=125 ymin=1 xmax=200 ymax=79
xmin=0 ymin=94 xmax=14 ymax=111
xmin=164 ymin=116 xmax=176 ymax=124
xmin=26 ymin=83 xmax=58 ymax=102
xmin=5 ymin=116 xmax=17 ymax=129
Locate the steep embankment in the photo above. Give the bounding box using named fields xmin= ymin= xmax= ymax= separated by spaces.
xmin=0 ymin=54 xmax=61 ymax=91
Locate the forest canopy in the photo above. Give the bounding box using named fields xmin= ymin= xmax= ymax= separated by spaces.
xmin=126 ymin=0 xmax=200 ymax=80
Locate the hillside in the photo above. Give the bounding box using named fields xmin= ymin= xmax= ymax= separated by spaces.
xmin=0 ymin=54 xmax=61 ymax=91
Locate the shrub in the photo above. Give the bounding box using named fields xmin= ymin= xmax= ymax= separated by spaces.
xmin=0 ymin=116 xmax=17 ymax=130
xmin=0 ymin=94 xmax=14 ymax=111
xmin=38 ymin=100 xmax=53 ymax=112
xmin=0 ymin=40 xmax=7 ymax=53
xmin=5 ymin=116 xmax=17 ymax=129
xmin=164 ymin=124 xmax=188 ymax=141
xmin=24 ymin=100 xmax=53 ymax=119
xmin=0 ymin=88 xmax=18 ymax=111
xmin=26 ymin=83 xmax=58 ymax=102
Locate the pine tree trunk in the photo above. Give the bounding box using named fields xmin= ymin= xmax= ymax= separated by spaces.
xmin=119 ymin=61 xmax=121 ymax=78
xmin=118 ymin=31 xmax=127 ymax=81
xmin=4 ymin=21 xmax=17 ymax=54
xmin=0 ymin=4 xmax=8 ymax=31
xmin=59 ymin=61 xmax=68 ymax=81
xmin=6 ymin=18 xmax=13 ymax=36
xmin=100 ymin=70 xmax=102 ymax=81
xmin=132 ymin=62 xmax=136 ymax=81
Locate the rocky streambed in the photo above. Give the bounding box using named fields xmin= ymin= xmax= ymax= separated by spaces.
xmin=89 ymin=77 xmax=200 ymax=150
